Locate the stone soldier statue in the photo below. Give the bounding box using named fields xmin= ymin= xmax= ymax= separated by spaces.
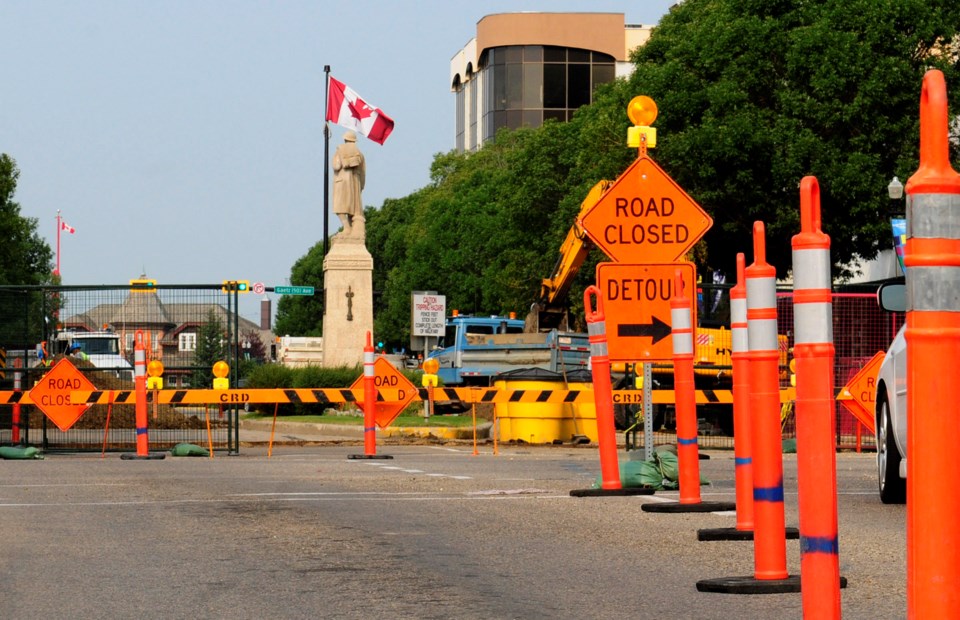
xmin=332 ymin=130 xmax=366 ymax=240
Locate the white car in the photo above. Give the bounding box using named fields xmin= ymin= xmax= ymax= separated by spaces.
xmin=875 ymin=282 xmax=906 ymax=504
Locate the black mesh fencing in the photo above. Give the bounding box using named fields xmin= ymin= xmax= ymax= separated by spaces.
xmin=0 ymin=284 xmax=273 ymax=453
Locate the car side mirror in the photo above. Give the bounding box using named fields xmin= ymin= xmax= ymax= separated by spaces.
xmin=878 ymin=282 xmax=906 ymax=313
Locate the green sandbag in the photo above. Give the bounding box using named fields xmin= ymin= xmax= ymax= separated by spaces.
xmin=593 ymin=460 xmax=663 ymax=489
xmin=169 ymin=443 xmax=210 ymax=457
xmin=0 ymin=446 xmax=43 ymax=460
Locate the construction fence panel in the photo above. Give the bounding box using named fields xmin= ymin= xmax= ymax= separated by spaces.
xmin=632 ymin=285 xmax=902 ymax=452
xmin=0 ymin=284 xmax=268 ymax=453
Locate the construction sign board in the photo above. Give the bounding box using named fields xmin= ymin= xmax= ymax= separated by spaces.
xmin=837 ymin=351 xmax=885 ymax=435
xmin=349 ymin=356 xmax=417 ymax=428
xmin=580 ymin=156 xmax=713 ymax=264
xmin=597 ymin=261 xmax=697 ymax=362
xmin=28 ymin=357 xmax=96 ymax=431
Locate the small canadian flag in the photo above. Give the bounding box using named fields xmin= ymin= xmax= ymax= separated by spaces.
xmin=61 ymin=220 xmax=75 ymax=234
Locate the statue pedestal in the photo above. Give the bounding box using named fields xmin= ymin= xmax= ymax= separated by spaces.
xmin=322 ymin=238 xmax=374 ymax=368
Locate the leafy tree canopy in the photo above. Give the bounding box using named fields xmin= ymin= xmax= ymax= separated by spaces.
xmin=0 ymin=154 xmax=54 ymax=285
xmin=283 ymin=0 xmax=960 ymax=347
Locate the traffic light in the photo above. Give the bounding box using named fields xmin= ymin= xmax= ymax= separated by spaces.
xmin=129 ymin=279 xmax=157 ymax=292
xmin=221 ymin=280 xmax=250 ymax=293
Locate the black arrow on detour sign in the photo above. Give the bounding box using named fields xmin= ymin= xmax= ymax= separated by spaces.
xmin=617 ymin=316 xmax=672 ymax=345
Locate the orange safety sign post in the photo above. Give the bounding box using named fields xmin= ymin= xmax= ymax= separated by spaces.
xmin=642 ymin=272 xmax=733 ymax=514
xmin=699 ymin=223 xmax=800 ymax=594
xmin=571 ymin=286 xmax=653 ymax=497
xmin=792 ymin=176 xmax=845 ymax=615
xmin=904 ymin=69 xmax=960 ymax=618
xmin=348 ymin=332 xmax=392 ymax=460
xmin=11 ymin=358 xmax=22 ymax=444
xmin=121 ymin=331 xmax=164 ymax=460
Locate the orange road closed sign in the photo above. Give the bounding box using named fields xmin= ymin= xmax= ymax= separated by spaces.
xmin=837 ymin=351 xmax=885 ymax=435
xmin=28 ymin=357 xmax=96 ymax=431
xmin=350 ymin=357 xmax=417 ymax=428
xmin=597 ymin=261 xmax=697 ymax=362
xmin=580 ymin=156 xmax=712 ymax=263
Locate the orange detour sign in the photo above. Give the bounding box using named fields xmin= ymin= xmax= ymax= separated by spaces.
xmin=597 ymin=261 xmax=697 ymax=362
xmin=837 ymin=351 xmax=885 ymax=435
xmin=349 ymin=357 xmax=417 ymax=428
xmin=580 ymin=156 xmax=712 ymax=263
xmin=28 ymin=357 xmax=96 ymax=431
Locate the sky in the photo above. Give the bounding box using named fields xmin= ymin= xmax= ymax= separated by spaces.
xmin=1 ymin=1 xmax=677 ymax=325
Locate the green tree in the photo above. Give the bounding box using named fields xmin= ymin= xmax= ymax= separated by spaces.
xmin=0 ymin=154 xmax=54 ymax=285
xmin=273 ymin=240 xmax=326 ymax=337
xmin=619 ymin=0 xmax=960 ymax=278
xmin=191 ymin=310 xmax=226 ymax=388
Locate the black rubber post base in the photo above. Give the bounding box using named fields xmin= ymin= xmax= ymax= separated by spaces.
xmin=697 ymin=526 xmax=801 ymax=541
xmin=641 ymin=500 xmax=737 ymax=513
xmin=120 ymin=453 xmax=166 ymax=460
xmin=697 ymin=574 xmax=847 ymax=594
xmin=347 ymin=454 xmax=394 ymax=460
xmin=570 ymin=487 xmax=656 ymax=497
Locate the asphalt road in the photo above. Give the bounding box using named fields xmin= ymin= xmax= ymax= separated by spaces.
xmin=0 ymin=444 xmax=904 ymax=619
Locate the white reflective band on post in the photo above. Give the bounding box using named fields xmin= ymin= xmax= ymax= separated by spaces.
xmin=134 ymin=349 xmax=145 ymax=377
xmin=671 ymin=307 xmax=692 ymax=331
xmin=732 ymin=326 xmax=748 ymax=354
xmin=364 ymin=351 xmax=375 ymax=376
xmin=907 ymin=266 xmax=960 ymax=311
xmin=748 ymin=318 xmax=779 ymax=352
xmin=794 ymin=302 xmax=833 ymax=344
xmin=672 ymin=332 xmax=693 ymax=355
xmin=746 ymin=277 xmax=776 ymax=309
xmin=793 ymin=248 xmax=831 ymax=290
xmin=907 ymin=193 xmax=960 ymax=238
xmin=590 ymin=341 xmax=608 ymax=357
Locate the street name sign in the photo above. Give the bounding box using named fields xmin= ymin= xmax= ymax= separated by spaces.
xmin=28 ymin=357 xmax=96 ymax=431
xmin=274 ymin=286 xmax=315 ymax=296
xmin=596 ymin=261 xmax=697 ymax=362
xmin=349 ymin=357 xmax=418 ymax=428
xmin=580 ymin=156 xmax=713 ymax=263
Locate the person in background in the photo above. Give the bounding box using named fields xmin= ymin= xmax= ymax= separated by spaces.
xmin=68 ymin=342 xmax=89 ymax=361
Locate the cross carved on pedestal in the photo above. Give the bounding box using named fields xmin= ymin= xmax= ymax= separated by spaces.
xmin=346 ymin=286 xmax=354 ymax=321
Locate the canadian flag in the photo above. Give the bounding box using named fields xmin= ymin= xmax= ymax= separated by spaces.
xmin=326 ymin=76 xmax=394 ymax=145
xmin=61 ymin=220 xmax=75 ymax=234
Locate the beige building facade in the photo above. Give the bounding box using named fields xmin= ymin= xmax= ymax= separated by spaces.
xmin=450 ymin=12 xmax=653 ymax=152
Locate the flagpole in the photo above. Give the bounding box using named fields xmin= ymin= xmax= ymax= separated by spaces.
xmin=323 ymin=64 xmax=331 ymax=257
xmin=55 ymin=210 xmax=61 ymax=276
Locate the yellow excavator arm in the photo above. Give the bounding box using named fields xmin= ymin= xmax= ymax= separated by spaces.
xmin=526 ymin=180 xmax=612 ymax=332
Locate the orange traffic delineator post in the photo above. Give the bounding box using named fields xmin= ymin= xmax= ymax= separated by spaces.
xmin=791 ymin=177 xmax=846 ymax=615
xmin=348 ymin=331 xmax=392 ymax=460
xmin=698 ymin=254 xmax=754 ymax=538
xmin=643 ymin=271 xmax=734 ymax=514
xmin=698 ymin=222 xmax=799 ymax=594
xmin=121 ymin=330 xmax=164 ymax=460
xmin=12 ymin=358 xmax=22 ymax=444
xmin=905 ymin=69 xmax=960 ymax=618
xmin=571 ymin=285 xmax=653 ymax=497
xmin=698 ymin=255 xmax=799 ymax=541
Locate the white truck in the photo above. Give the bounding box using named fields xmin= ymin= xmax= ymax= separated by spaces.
xmin=50 ymin=331 xmax=135 ymax=382
xmin=874 ymin=282 xmax=906 ymax=504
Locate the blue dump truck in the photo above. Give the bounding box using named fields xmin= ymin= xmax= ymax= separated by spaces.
xmin=425 ymin=315 xmax=591 ymax=387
